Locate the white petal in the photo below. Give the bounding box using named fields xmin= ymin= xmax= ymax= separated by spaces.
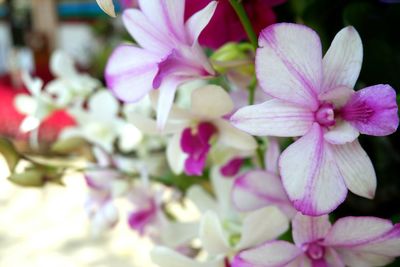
xmin=191 ymin=85 xmax=233 ymax=118
xmin=166 ymin=133 xmax=186 ymax=175
xmin=185 ymin=1 xmax=218 ymax=43
xmin=89 ymin=90 xmax=119 ymax=119
xmin=324 ymin=120 xmax=359 ymax=145
xmin=265 ymin=137 xmax=281 ymax=174
xmin=322 ymin=26 xmax=363 ymax=93
xmin=199 ymin=211 xmax=230 ymax=256
xmin=50 ymin=50 xmax=78 ymax=78
xmin=292 ymin=213 xmax=331 ymax=246
xmin=96 ymin=0 xmax=116 ymax=17
xmin=118 ymin=123 xmax=143 ymax=152
xmin=216 ymin=120 xmax=258 ymax=151
xmin=187 ymin=185 xmax=218 ymax=214
xmin=256 ymin=23 xmax=322 ymax=109
xmin=230 ymin=99 xmax=314 ymax=137
xmin=331 ymin=140 xmax=376 ymax=199
xmin=279 ymin=123 xmax=348 ymax=216
xmin=236 ymin=206 xmax=289 ymax=250
xmin=156 ymin=77 xmax=182 ymax=129
xmin=14 ymin=94 xmax=37 ymax=115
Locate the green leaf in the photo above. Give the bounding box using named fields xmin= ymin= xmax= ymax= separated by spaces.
xmin=51 ymin=137 xmax=88 ymax=154
xmin=8 ymin=169 xmax=45 ymax=187
xmin=0 ymin=137 xmax=20 ymax=172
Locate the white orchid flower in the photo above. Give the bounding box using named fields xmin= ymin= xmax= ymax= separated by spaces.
xmin=61 ymin=90 xmax=142 ymax=153
xmin=45 ymin=50 xmax=101 ymax=107
xmin=14 ymin=72 xmax=56 ymax=132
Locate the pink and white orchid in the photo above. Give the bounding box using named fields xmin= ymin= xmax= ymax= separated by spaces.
xmin=163 ymin=85 xmax=257 ymax=176
xmin=232 ymin=137 xmax=296 ymax=218
xmin=231 ymin=23 xmax=399 ymax=215
xmin=233 ymin=213 xmax=400 ymax=267
xmin=105 ymin=0 xmax=217 ymax=128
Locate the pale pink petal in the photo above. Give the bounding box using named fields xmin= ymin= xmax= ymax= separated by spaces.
xmin=319 ymin=86 xmax=354 ymax=108
xmin=216 ymin=120 xmax=258 ymax=151
xmin=325 ymin=248 xmax=345 ymax=267
xmin=265 ymin=137 xmax=280 ymax=174
xmin=324 ymin=120 xmax=359 ymax=145
xmin=256 ymin=23 xmax=322 ymax=109
xmin=331 ymin=140 xmax=376 ymax=199
xmin=191 ymin=85 xmax=233 ymax=118
xmin=185 ymin=1 xmax=218 ymax=43
xmin=230 ymin=99 xmax=314 ymax=137
xmin=156 ymin=77 xmax=183 ymax=129
xmin=232 ymin=240 xmax=302 ymax=267
xmin=138 ymin=0 xmax=186 ymax=43
xmin=292 ymin=213 xmax=332 ymax=246
xmin=325 ymin=217 xmax=400 ymax=266
xmin=232 ymin=170 xmax=295 ymax=217
xmin=340 ymin=84 xmax=399 ymax=136
xmin=321 ymin=26 xmax=363 ymax=93
xmin=122 ymin=9 xmax=172 ymax=55
xmin=236 ymin=206 xmax=289 ymax=250
xmin=279 ymin=124 xmax=348 ymax=216
xmin=105 ymin=45 xmax=158 ymax=102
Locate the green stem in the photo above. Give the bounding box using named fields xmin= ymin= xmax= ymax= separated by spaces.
xmin=248 ymin=75 xmax=257 ymax=105
xmin=229 ymin=0 xmax=258 ymax=50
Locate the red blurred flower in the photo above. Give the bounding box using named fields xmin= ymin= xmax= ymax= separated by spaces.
xmin=185 ymin=0 xmax=286 ymax=49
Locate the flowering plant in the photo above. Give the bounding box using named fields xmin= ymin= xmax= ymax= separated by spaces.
xmin=2 ymin=0 xmax=400 ymax=266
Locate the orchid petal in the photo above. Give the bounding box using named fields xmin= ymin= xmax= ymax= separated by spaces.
xmin=321 ymin=26 xmax=363 ymax=93
xmin=96 ymin=0 xmax=116 ymax=17
xmin=331 ymin=140 xmax=376 ymax=199
xmin=122 ymin=9 xmax=172 ymax=55
xmin=292 ymin=213 xmax=331 ymax=246
xmin=324 ymin=120 xmax=359 ymax=145
xmin=50 ymin=50 xmax=78 ymax=78
xmin=89 ymin=90 xmax=119 ymax=119
xmin=232 ymin=240 xmax=302 ymax=267
xmin=256 ymin=23 xmax=322 ymax=109
xmin=232 ymin=170 xmax=295 ymax=217
xmin=185 ymin=1 xmax=218 ymax=43
xmin=265 ymin=137 xmax=280 ymax=174
xmin=210 ymin=167 xmax=235 ymax=216
xmin=161 ymin=222 xmax=199 ymax=248
xmin=279 ymin=124 xmax=347 ymax=216
xmin=151 ymin=246 xmax=224 ymax=267
xmin=341 ymin=84 xmax=399 ymax=136
xmin=167 ymin=133 xmax=186 ymax=175
xmin=156 ymin=77 xmax=183 ymax=129
xmin=191 ymin=85 xmax=234 ymax=118
xmin=216 ymin=120 xmax=258 ymax=151
xmin=138 ymin=0 xmax=186 ymax=43
xmin=105 ymin=45 xmax=158 ymax=102
xmin=199 ymin=211 xmax=230 ymax=256
xmin=230 ymin=99 xmax=314 ymax=137
xmin=236 ymin=206 xmax=289 ymax=250
xmin=187 ymin=185 xmax=218 ymax=213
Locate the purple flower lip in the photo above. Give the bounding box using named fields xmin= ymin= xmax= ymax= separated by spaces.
xmin=315 ymin=103 xmax=335 ymax=127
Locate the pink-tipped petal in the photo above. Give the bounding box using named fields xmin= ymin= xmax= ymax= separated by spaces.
xmin=122 ymin=9 xmax=172 ymax=55
xmin=279 ymin=124 xmax=348 ymax=216
xmin=321 ymin=26 xmax=363 ymax=93
xmin=185 ymin=1 xmax=218 ymax=43
xmin=232 ymin=170 xmax=295 ymax=217
xmin=105 ymin=45 xmax=158 ymax=102
xmin=265 ymin=137 xmax=280 ymax=174
xmin=325 ymin=217 xmax=400 ymax=265
xmin=341 ymin=84 xmax=399 ymax=136
xmin=230 ymin=99 xmax=314 ymax=137
xmin=292 ymin=213 xmax=332 ymax=246
xmin=232 ymin=240 xmax=303 ymax=267
xmin=256 ymin=23 xmax=322 ymax=109
xmin=331 ymin=140 xmax=376 ymax=199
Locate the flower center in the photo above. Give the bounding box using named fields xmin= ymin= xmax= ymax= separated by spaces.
xmin=305 ymin=242 xmax=325 ymax=260
xmin=315 ymin=103 xmax=335 ymax=127
xmin=180 ymin=122 xmax=218 ymax=176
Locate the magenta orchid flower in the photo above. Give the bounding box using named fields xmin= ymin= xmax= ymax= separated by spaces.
xmin=164 ymin=85 xmax=257 ymax=176
xmin=231 ymin=23 xmax=399 ymax=215
xmin=105 ymin=0 xmax=217 ymax=128
xmin=233 ymin=213 xmax=400 ymax=267
xmin=232 ymin=137 xmax=297 ymax=218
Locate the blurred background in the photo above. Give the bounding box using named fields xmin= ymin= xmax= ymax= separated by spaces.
xmin=0 ymin=0 xmax=400 ymax=266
